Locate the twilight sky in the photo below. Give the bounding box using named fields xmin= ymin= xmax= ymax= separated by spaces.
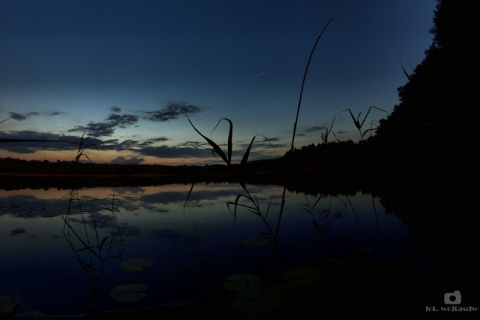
xmin=0 ymin=0 xmax=436 ymax=165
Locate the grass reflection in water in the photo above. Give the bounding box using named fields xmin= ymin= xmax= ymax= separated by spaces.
xmin=0 ymin=183 xmax=421 ymax=318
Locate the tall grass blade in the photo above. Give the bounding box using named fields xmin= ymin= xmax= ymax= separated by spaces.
xmin=361 ymin=128 xmax=375 ymax=139
xmin=321 ymin=115 xmax=340 ymax=144
xmin=288 ymin=18 xmax=332 ymax=157
xmin=400 ymin=58 xmax=412 ymax=81
xmin=345 ymin=108 xmax=360 ymax=130
xmin=187 ymin=114 xmax=230 ymax=164
xmin=71 ymin=133 xmax=98 ymax=163
xmin=240 ymin=134 xmax=273 ymax=166
xmin=344 ymin=106 xmax=389 ymax=140
xmin=212 ymin=118 xmax=233 ymax=164
xmin=265 ymin=20 xmax=332 ymax=308
xmin=241 ymin=135 xmax=257 ymax=166
xmin=277 ymin=18 xmax=332 ymax=236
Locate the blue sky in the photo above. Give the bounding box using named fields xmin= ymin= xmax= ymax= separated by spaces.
xmin=0 ymin=0 xmax=436 ymax=165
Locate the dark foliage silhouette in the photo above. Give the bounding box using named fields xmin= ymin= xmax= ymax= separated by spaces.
xmin=373 ymin=0 xmax=479 ymax=179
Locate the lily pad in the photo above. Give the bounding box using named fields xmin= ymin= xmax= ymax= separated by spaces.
xmin=241 ymin=237 xmax=269 ymax=247
xmin=121 ymin=258 xmax=154 ymax=272
xmin=233 ymin=298 xmax=260 ymax=314
xmin=223 ymin=274 xmax=262 ymax=292
xmin=110 ymin=283 xmax=148 ymax=302
xmin=237 ymin=288 xmax=262 ymax=300
xmin=264 ymin=284 xmax=291 ymax=296
xmin=283 ymin=266 xmax=321 ymax=285
xmin=356 ymin=246 xmax=374 ymax=253
xmin=233 ymin=295 xmax=280 ymax=315
xmin=325 ymin=258 xmax=348 ymax=267
xmin=0 ymin=295 xmax=14 ymax=314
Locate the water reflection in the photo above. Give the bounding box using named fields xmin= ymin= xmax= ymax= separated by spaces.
xmin=0 ymin=183 xmax=421 ymax=317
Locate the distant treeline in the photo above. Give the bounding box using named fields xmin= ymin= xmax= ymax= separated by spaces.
xmin=0 ymin=141 xmax=376 ymax=178
xmin=0 ymin=140 xmax=400 ymax=194
xmin=0 ymin=157 xmax=230 ymax=176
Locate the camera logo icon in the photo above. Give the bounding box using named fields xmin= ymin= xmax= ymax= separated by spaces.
xmin=444 ymin=290 xmax=461 ymax=305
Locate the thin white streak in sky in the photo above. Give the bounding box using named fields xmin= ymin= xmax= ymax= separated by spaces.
xmin=135 ymin=53 xmax=143 ymax=65
xmin=222 ymin=71 xmax=267 ymax=95
xmin=244 ymin=71 xmax=266 ymax=83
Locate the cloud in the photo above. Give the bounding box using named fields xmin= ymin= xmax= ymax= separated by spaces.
xmin=138 ymin=137 xmax=169 ymax=147
xmin=139 ymin=145 xmax=212 ymax=158
xmin=0 ymin=128 xmax=280 ymax=161
xmin=111 ymin=156 xmax=145 ymax=164
xmin=103 ymin=138 xmax=169 ymax=151
xmin=0 ymin=130 xmax=113 ymax=155
xmin=237 ymin=136 xmax=285 ymax=151
xmin=295 ymin=126 xmax=328 ymax=137
xmin=304 ymin=126 xmax=327 ymax=133
xmin=68 ymin=100 xmax=205 ymax=137
xmin=69 ymin=121 xmax=116 ymax=137
xmin=117 ymin=139 xmax=140 ymax=150
xmin=8 ymin=111 xmax=63 ymax=121
xmin=0 ymin=129 xmax=156 ymax=156
xmin=107 ymin=113 xmax=139 ymax=128
xmin=0 ymin=130 xmax=77 ymax=153
xmin=9 ymin=112 xmax=28 ymax=121
xmin=69 ymin=112 xmax=139 ymax=137
xmin=143 ymin=102 xmax=206 ymax=122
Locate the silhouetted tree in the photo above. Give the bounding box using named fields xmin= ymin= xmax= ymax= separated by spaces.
xmin=374 ymin=0 xmax=479 ymax=176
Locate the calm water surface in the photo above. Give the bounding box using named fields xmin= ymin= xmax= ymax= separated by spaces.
xmin=0 ymin=182 xmax=423 ymax=315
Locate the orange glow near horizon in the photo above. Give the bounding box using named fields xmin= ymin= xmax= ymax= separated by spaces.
xmin=0 ymin=147 xmax=286 ymax=166
xmin=0 ymin=149 xmax=224 ymax=166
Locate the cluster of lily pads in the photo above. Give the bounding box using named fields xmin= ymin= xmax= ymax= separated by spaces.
xmin=110 ymin=258 xmax=155 ymax=303
xmin=222 ymin=265 xmax=322 ymax=316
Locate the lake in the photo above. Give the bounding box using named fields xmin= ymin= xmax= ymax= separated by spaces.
xmin=0 ymin=181 xmax=454 ymax=318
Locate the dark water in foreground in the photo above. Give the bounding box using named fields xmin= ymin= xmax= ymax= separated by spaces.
xmin=0 ymin=182 xmax=477 ymax=318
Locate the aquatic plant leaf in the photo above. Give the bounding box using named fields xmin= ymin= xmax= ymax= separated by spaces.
xmin=356 ymin=246 xmax=374 ymax=254
xmin=264 ymin=284 xmax=291 ymax=297
xmin=110 ymin=283 xmax=148 ymax=302
xmin=325 ymin=258 xmax=349 ymax=267
xmin=233 ymin=296 xmax=280 ymax=315
xmin=223 ymin=274 xmax=262 ymax=292
xmin=121 ymin=258 xmax=155 ymax=272
xmin=283 ymin=266 xmax=321 ymax=285
xmin=0 ymin=295 xmax=14 ymax=314
xmin=237 ymin=288 xmax=262 ymax=300
xmin=241 ymin=236 xmax=269 ymax=247
xmin=233 ymin=298 xmax=260 ymax=314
